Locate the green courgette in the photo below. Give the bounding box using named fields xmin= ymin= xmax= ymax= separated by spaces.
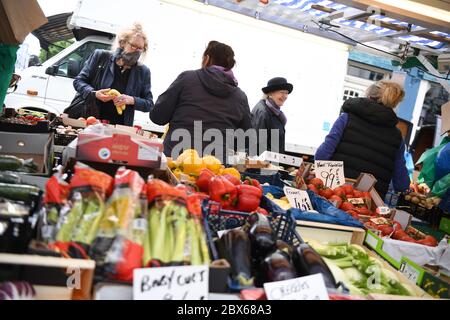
xmin=0 ymin=171 xmax=22 ymax=184
xmin=0 ymin=155 xmax=24 ymax=171
xmin=0 ymin=182 xmax=40 ymax=202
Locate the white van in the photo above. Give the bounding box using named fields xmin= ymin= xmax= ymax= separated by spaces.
xmin=5 ymin=0 xmax=352 ymax=155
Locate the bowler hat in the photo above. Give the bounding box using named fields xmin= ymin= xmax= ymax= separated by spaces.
xmin=262 ymin=77 xmax=293 ymax=94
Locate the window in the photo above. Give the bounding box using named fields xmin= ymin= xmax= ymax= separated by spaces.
xmin=343 ymin=89 xmax=360 ymax=101
xmin=347 ymin=65 xmax=385 ymax=81
xmin=56 ymin=42 xmax=110 ymax=78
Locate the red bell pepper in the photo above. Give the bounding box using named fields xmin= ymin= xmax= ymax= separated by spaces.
xmin=243 ymin=177 xmax=263 ymax=192
xmin=236 ymin=184 xmax=263 ymax=212
xmin=253 ymin=207 xmax=269 ymax=216
xmin=209 ymin=176 xmax=237 ymax=209
xmin=222 ymin=173 xmax=241 ymax=186
xmin=196 ymin=168 xmax=216 ymax=192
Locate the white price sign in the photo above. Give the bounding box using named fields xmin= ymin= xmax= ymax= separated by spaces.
xmin=264 ymin=274 xmax=329 ymax=300
xmin=399 ymin=261 xmax=421 ymax=285
xmin=314 ymin=161 xmax=345 ymax=189
xmin=283 ymin=186 xmax=313 ymax=211
xmin=133 ymin=266 xmax=209 ymax=300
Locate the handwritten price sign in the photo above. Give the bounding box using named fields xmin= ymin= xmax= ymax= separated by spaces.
xmin=284 ymin=187 xmax=313 ymax=211
xmin=314 ymin=161 xmax=345 ymax=189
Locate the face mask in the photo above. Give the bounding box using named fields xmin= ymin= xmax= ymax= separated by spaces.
xmin=115 ymin=48 xmax=141 ymax=66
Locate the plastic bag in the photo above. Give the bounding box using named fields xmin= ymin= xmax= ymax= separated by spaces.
xmin=262 ymin=185 xmax=364 ymax=228
xmin=417 ymin=137 xmax=450 ymax=188
xmin=435 ymin=142 xmax=450 ymax=181
xmin=431 ymin=172 xmax=450 ymax=198
xmin=90 ymin=167 xmax=145 ymax=282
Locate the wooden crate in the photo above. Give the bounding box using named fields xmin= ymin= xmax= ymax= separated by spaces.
xmin=296 ymin=220 xmax=366 ymax=245
xmin=0 ymin=253 xmax=95 ymax=300
xmin=363 ymin=248 xmax=432 ymax=299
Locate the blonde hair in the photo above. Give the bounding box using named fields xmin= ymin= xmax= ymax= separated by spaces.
xmin=365 ymin=80 xmax=405 ymax=109
xmin=115 ymin=22 xmax=149 ymax=53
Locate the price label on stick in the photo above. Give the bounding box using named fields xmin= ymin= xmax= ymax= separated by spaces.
xmin=314 ymin=161 xmax=345 ymax=189
xmin=283 ymin=186 xmax=313 ymax=211
xmin=399 ymin=257 xmax=424 ymax=286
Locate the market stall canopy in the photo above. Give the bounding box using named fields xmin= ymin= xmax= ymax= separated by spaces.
xmin=31 ymin=12 xmax=74 ymax=51
xmin=200 ymin=0 xmax=449 ymax=91
xmin=200 ymin=1 xmax=450 ymax=62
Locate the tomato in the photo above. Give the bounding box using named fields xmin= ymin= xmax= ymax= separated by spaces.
xmin=307 ymin=184 xmax=319 ymax=194
xmin=392 ymin=229 xmax=407 ymax=240
xmin=346 ymin=210 xmax=360 ymax=220
xmin=333 ymin=186 xmax=346 ymax=198
xmin=399 ymin=235 xmax=416 ymax=243
xmin=319 ymin=188 xmax=334 ymax=199
xmin=310 ymin=178 xmax=324 ymax=188
xmin=423 ymin=235 xmax=438 ymax=247
xmin=329 ymin=195 xmax=343 ymax=208
xmin=353 ymin=190 xmax=365 ymax=198
xmin=363 ymin=191 xmax=371 ymax=199
xmin=342 ymin=184 xmax=354 ymax=195
xmin=357 ymin=207 xmax=371 ymax=216
xmin=340 ymin=202 xmax=356 ymax=212
xmin=346 ymin=194 xmax=354 ymax=199
xmin=86 ymin=116 xmax=97 ymax=125
xmin=377 ymin=225 xmax=394 ymax=236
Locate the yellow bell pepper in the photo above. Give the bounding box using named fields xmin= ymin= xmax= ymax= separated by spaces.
xmin=167 ymin=157 xmax=177 ymax=170
xmin=202 ymin=155 xmax=222 ymax=174
xmin=175 ymin=149 xmax=199 ymax=167
xmin=180 ymin=154 xmax=205 ymax=177
xmin=221 ymin=167 xmax=241 ymax=180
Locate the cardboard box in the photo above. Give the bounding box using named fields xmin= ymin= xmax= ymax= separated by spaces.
xmin=0 ymin=131 xmax=53 ymax=174
xmin=64 ymin=158 xmax=178 ymax=185
xmin=364 ymin=227 xmax=449 ymax=272
xmin=0 ymin=0 xmax=47 ymax=45
xmin=77 ymin=132 xmax=163 ymax=168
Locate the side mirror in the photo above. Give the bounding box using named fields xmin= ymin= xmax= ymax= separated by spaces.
xmin=67 ymin=59 xmax=81 ymax=78
xmin=45 ymin=65 xmax=58 ymax=76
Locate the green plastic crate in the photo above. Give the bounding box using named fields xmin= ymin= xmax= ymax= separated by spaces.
xmin=439 ymin=217 xmax=450 ymax=235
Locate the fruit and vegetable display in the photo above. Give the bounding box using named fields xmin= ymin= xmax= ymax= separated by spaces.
xmin=307 ymin=178 xmax=375 ymax=220
xmin=364 ymin=217 xmax=439 ymax=247
xmin=39 ymin=162 xmax=210 ymax=282
xmin=402 ymin=191 xmax=442 ymax=210
xmin=196 ymin=167 xmax=271 ymax=215
xmin=307 ymin=240 xmax=421 ymax=297
xmin=0 ymin=155 xmax=39 ymax=174
xmin=0 ymin=110 xmax=47 ymax=126
xmin=168 ymin=149 xmax=225 ymax=183
xmin=213 ymin=213 xmax=338 ymax=291
xmin=55 ymin=125 xmax=83 ymax=136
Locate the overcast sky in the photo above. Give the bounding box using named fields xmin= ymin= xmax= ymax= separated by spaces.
xmin=24 ymin=0 xmax=79 ymax=55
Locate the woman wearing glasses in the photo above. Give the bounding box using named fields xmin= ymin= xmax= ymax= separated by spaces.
xmin=73 ymin=23 xmax=153 ymax=126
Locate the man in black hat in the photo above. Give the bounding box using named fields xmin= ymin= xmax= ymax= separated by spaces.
xmin=251 ymin=77 xmax=293 ymax=154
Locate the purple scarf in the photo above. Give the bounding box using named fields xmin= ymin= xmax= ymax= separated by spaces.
xmin=265 ymin=98 xmax=287 ymax=125
xmin=210 ymin=65 xmax=238 ymax=86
